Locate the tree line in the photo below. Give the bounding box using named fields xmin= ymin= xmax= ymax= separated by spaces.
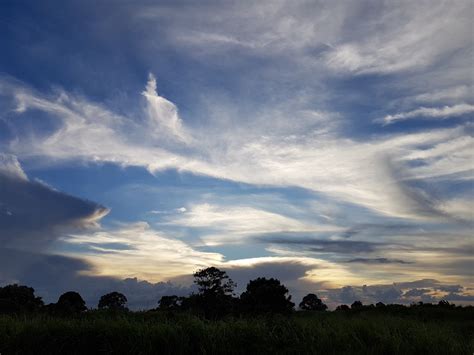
xmin=0 ymin=267 xmax=461 ymax=318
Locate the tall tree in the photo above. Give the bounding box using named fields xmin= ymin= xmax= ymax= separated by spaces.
xmin=299 ymin=293 xmax=327 ymax=311
xmin=57 ymin=291 xmax=87 ymax=313
xmin=98 ymin=292 xmax=128 ymax=311
xmin=240 ymin=277 xmax=294 ymax=314
xmin=191 ymin=267 xmax=236 ymax=318
xmin=193 ymin=267 xmax=236 ymax=297
xmin=0 ymin=284 xmax=43 ymax=313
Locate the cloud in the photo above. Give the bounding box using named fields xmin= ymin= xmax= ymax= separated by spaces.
xmin=403 ymin=288 xmax=431 ymax=297
xmin=347 ymin=258 xmax=412 ymax=265
xmin=0 ymin=248 xmax=193 ymax=309
xmin=323 ymin=2 xmax=471 ymax=74
xmin=0 ymin=156 xmax=189 ymax=308
xmin=1 ymin=1 xmax=473 ymax=307
xmin=141 ymin=73 xmax=191 ymax=143
xmin=413 ymin=85 xmax=473 ymax=104
xmin=0 ymin=154 xmax=28 ymax=180
xmin=323 ymin=279 xmax=473 ymax=307
xmin=62 ymin=222 xmax=224 ymax=282
xmin=263 ymin=235 xmax=387 ymax=254
xmin=0 ymin=154 xmax=109 ymax=251
xmin=1 ymin=76 xmax=472 ymax=223
xmin=379 ymin=104 xmax=474 ymax=125
xmin=166 ymin=203 xmax=342 ymax=246
xmin=148 ymin=207 xmax=187 ymax=215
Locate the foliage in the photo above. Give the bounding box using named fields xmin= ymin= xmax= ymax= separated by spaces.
xmin=158 ymin=295 xmax=182 ymax=310
xmin=189 ymin=267 xmax=237 ymax=318
xmin=240 ymin=277 xmax=294 ymax=314
xmin=351 ymin=300 xmax=363 ymax=309
xmin=0 ymin=284 xmax=43 ymax=313
xmin=56 ymin=291 xmax=87 ymax=313
xmin=299 ymin=293 xmax=328 ymax=311
xmin=98 ymin=292 xmax=128 ymax=311
xmin=193 ymin=267 xmax=236 ymax=297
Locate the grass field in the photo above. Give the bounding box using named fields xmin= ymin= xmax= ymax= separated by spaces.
xmin=0 ymin=309 xmax=473 ymax=354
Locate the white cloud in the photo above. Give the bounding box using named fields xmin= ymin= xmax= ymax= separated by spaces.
xmin=141 ymin=73 xmax=191 ymax=143
xmin=380 ymin=104 xmax=474 ymax=125
xmin=0 ymin=153 xmax=28 ymax=180
xmin=2 ymin=77 xmax=473 ymax=222
xmin=324 ymin=2 xmax=471 ymax=74
xmin=62 ymin=222 xmax=223 ymax=282
xmin=413 ymin=85 xmax=473 ymax=103
xmin=166 ymin=203 xmax=342 ymax=245
xmin=438 ymin=198 xmax=474 ymax=222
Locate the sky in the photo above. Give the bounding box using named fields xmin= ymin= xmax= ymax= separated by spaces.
xmin=0 ymin=0 xmax=473 ymax=309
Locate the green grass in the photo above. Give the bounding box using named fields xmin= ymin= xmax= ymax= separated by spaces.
xmin=0 ymin=311 xmax=472 ymax=354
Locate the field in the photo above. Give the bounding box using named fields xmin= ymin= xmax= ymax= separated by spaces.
xmin=0 ymin=308 xmax=472 ymax=354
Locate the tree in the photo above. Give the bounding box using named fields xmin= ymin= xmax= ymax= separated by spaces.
xmin=191 ymin=267 xmax=237 ymax=318
xmin=351 ymin=300 xmax=363 ymax=309
xmin=438 ymin=300 xmax=454 ymax=308
xmin=0 ymin=284 xmax=43 ymax=313
xmin=56 ymin=291 xmax=87 ymax=313
xmin=158 ymin=295 xmax=181 ymax=310
xmin=375 ymin=302 xmax=386 ymax=308
xmin=240 ymin=277 xmax=294 ymax=314
xmin=193 ymin=267 xmax=236 ymax=297
xmin=299 ymin=293 xmax=327 ymax=311
xmin=98 ymin=292 xmax=128 ymax=311
xmin=336 ymin=304 xmax=350 ymax=311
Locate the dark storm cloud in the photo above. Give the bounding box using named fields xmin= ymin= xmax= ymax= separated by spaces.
xmin=0 ymin=159 xmax=108 ymax=250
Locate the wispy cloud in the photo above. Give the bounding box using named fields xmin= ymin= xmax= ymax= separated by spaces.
xmin=142 ymin=73 xmax=191 ymax=143
xmin=1 ymin=76 xmax=472 ymax=222
xmin=166 ymin=203 xmax=342 ymax=246
xmin=323 ymin=2 xmax=471 ymax=74
xmin=413 ymin=85 xmax=473 ymax=104
xmin=63 ymin=222 xmax=224 ymax=281
xmin=379 ymin=104 xmax=474 ymax=125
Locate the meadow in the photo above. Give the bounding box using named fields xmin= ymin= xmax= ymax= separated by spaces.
xmin=0 ymin=307 xmax=472 ymax=354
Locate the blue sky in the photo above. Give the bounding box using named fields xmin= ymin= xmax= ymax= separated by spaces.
xmin=0 ymin=1 xmax=473 ymax=308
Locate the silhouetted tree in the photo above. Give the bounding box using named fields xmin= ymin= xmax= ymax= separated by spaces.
xmin=158 ymin=295 xmax=182 ymax=310
xmin=0 ymin=284 xmax=43 ymax=313
xmin=56 ymin=291 xmax=87 ymax=313
xmin=376 ymin=302 xmax=386 ymax=308
xmin=351 ymin=300 xmax=363 ymax=309
xmin=193 ymin=267 xmax=236 ymax=297
xmin=438 ymin=300 xmax=454 ymax=308
xmin=240 ymin=277 xmax=294 ymax=314
xmin=190 ymin=267 xmax=237 ymax=318
xmin=299 ymin=293 xmax=327 ymax=311
xmin=98 ymin=292 xmax=128 ymax=311
xmin=336 ymin=304 xmax=350 ymax=311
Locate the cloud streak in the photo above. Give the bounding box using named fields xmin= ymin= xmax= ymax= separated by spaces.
xmin=380 ymin=104 xmax=474 ymax=125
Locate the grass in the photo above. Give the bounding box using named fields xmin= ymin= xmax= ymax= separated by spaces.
xmin=0 ymin=310 xmax=473 ymax=354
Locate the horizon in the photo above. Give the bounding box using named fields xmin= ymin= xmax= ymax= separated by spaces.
xmin=1 ymin=1 xmax=473 ymax=310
